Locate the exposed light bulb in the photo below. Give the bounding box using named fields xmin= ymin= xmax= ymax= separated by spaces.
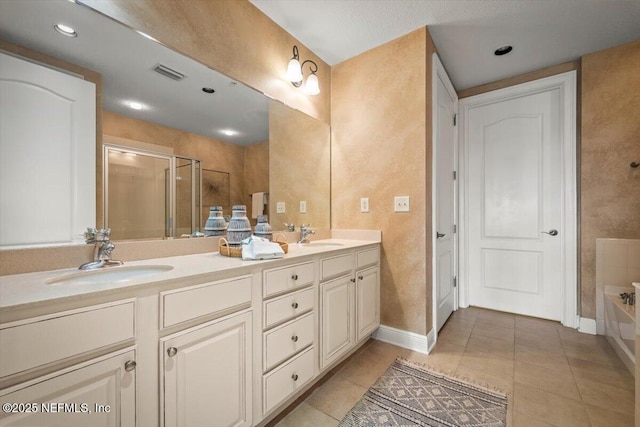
xmin=128 ymin=102 xmax=143 ymax=110
xmin=303 ymin=73 xmax=320 ymax=95
xmin=220 ymin=129 xmax=237 ymax=136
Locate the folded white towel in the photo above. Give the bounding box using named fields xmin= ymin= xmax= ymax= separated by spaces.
xmin=242 ymin=239 xmax=284 ymax=260
xmin=251 ymin=192 xmax=265 ymax=219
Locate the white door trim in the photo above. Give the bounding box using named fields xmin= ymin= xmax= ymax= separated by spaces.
xmin=458 ymin=71 xmax=577 ymax=328
xmin=431 ymin=53 xmax=459 ymax=337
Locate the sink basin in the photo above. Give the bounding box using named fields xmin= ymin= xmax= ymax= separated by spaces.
xmin=300 ymin=242 xmax=344 ymax=248
xmin=46 ymin=265 xmax=173 ymax=286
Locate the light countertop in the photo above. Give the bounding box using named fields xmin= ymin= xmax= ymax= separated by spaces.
xmin=0 ymin=239 xmax=379 ymax=312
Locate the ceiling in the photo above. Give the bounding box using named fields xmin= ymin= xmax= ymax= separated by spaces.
xmin=0 ymin=0 xmax=269 ymax=146
xmin=249 ymin=0 xmax=640 ymax=90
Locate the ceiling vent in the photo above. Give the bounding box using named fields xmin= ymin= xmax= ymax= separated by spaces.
xmin=153 ymin=64 xmax=185 ymax=81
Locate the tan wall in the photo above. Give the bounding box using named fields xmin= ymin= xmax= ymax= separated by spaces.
xmin=103 ymin=111 xmax=248 ymax=225
xmin=580 ymin=41 xmax=640 ymax=318
xmin=243 ymin=141 xmax=270 ymax=225
xmin=331 ymin=28 xmax=435 ymax=335
xmin=83 ymin=0 xmax=330 ymax=124
xmin=269 ymin=101 xmax=331 ymax=231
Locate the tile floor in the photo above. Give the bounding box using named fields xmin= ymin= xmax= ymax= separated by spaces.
xmin=275 ymin=307 xmax=635 ymax=427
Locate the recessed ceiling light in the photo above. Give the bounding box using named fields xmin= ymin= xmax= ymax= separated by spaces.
xmin=494 ymin=45 xmax=513 ymax=56
xmin=128 ymin=101 xmax=144 ymax=110
xmin=54 ymin=24 xmax=77 ymax=38
xmin=202 ymin=87 xmax=215 ymax=94
xmin=220 ymin=129 xmax=237 ymax=136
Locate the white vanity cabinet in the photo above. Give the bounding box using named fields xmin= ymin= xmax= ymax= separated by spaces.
xmin=0 ymin=349 xmax=136 ymax=427
xmin=261 ymin=262 xmax=317 ymax=415
xmin=161 ymin=310 xmax=252 ymax=427
xmin=0 ymin=239 xmax=381 ymax=427
xmin=159 ymin=275 xmax=254 ymax=427
xmin=320 ymin=247 xmax=380 ymax=369
xmin=0 ymin=300 xmax=137 ymax=427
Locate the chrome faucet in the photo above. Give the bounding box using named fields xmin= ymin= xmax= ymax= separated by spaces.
xmin=298 ymin=224 xmax=315 ymax=244
xmin=79 ymin=228 xmax=123 ymax=270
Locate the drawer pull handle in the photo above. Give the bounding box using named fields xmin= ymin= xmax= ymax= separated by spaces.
xmin=291 ymin=302 xmax=299 ymax=309
xmin=350 ymin=278 xmax=356 ymax=283
xmin=291 ymin=374 xmax=299 ymax=381
xmin=358 ymin=275 xmax=364 ymax=280
xmin=291 ymin=274 xmax=299 ymax=281
xmin=124 ymin=360 xmax=136 ymax=372
xmin=167 ymin=347 xmax=178 ymax=357
xmin=291 ymin=335 xmax=299 ymax=342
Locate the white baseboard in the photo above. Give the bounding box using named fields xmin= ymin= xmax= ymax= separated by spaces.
xmin=372 ymin=325 xmax=435 ymax=354
xmin=578 ymin=317 xmax=597 ymax=335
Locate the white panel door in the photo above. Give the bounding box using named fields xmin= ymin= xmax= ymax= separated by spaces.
xmin=162 ymin=311 xmax=252 ymax=427
xmin=433 ymin=54 xmax=458 ymax=332
xmin=0 ymin=350 xmax=136 ymax=427
xmin=466 ymin=88 xmax=563 ymax=320
xmin=0 ymin=52 xmax=95 ymax=247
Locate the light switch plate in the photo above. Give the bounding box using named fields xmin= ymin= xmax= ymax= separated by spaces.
xmin=299 ymin=200 xmax=307 ymax=213
xmin=276 ymin=202 xmax=285 ymax=214
xmin=360 ymin=198 xmax=369 ymax=213
xmin=394 ymin=196 xmax=410 ymax=212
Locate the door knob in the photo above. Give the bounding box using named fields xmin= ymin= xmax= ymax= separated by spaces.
xmin=541 ymin=229 xmax=559 ymax=236
xmin=124 ymin=360 xmax=136 ymax=372
xmin=436 ymin=232 xmax=446 ymax=238
xmin=167 ymin=347 xmax=178 ymax=357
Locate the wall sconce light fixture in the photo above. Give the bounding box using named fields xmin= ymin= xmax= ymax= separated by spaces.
xmin=286 ymin=45 xmax=320 ymax=95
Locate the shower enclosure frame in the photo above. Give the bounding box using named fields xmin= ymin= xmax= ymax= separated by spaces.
xmin=103 ymin=144 xmax=202 ymax=239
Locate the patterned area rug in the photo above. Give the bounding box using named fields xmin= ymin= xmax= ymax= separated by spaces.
xmin=339 ymin=358 xmax=507 ymax=427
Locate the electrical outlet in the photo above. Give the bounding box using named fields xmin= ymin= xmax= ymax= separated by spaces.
xmin=276 ymin=202 xmax=285 ymax=214
xmin=394 ymin=196 xmax=410 ymax=212
xmin=360 ymin=198 xmax=369 ymax=213
xmin=299 ymin=200 xmax=307 ymax=213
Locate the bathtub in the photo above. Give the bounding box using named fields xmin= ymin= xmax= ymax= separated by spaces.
xmin=604 ymin=290 xmax=635 ymax=375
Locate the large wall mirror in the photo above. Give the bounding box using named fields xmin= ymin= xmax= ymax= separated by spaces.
xmin=0 ymin=0 xmax=330 ymax=245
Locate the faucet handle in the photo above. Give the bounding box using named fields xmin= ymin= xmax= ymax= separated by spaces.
xmin=84 ymin=227 xmax=98 ymax=243
xmin=300 ymin=224 xmax=311 ymax=228
xmin=284 ymin=223 xmax=296 ymax=232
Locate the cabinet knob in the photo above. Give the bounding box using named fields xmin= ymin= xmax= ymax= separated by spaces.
xmin=291 ymin=374 xmax=299 ymax=381
xmin=291 ymin=302 xmax=299 ymax=309
xmin=124 ymin=360 xmax=136 ymax=372
xmin=358 ymin=275 xmax=364 ymax=280
xmin=350 ymin=278 xmax=356 ymax=283
xmin=291 ymin=274 xmax=298 ymax=281
xmin=291 ymin=335 xmax=299 ymax=342
xmin=167 ymin=347 xmax=178 ymax=357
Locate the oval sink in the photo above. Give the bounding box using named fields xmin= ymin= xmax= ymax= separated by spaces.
xmin=46 ymin=265 xmax=173 ymax=286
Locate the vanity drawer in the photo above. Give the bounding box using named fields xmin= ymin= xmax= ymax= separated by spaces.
xmin=263 ymin=287 xmax=314 ymax=329
xmin=321 ymin=253 xmax=354 ymax=280
xmin=263 ymin=262 xmax=314 ymax=298
xmin=0 ymin=300 xmax=135 ymax=378
xmin=263 ymin=346 xmax=315 ymax=414
xmin=357 ymin=247 xmax=380 ymax=269
xmin=263 ymin=312 xmax=314 ymax=372
xmin=161 ymin=276 xmax=251 ymax=328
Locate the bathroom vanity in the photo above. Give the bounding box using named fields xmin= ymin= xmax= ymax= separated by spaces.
xmin=0 ymin=239 xmax=380 ymax=427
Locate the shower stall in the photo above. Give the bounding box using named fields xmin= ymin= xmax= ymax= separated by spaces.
xmin=104 ymin=145 xmax=202 ymax=240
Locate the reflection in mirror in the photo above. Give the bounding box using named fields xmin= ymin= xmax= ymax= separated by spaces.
xmin=104 ymin=145 xmax=202 ymax=240
xmin=0 ymin=0 xmax=330 ymax=244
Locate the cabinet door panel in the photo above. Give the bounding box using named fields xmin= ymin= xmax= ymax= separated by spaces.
xmin=356 ymin=267 xmax=380 ymax=341
xmin=162 ymin=311 xmax=251 ymax=427
xmin=320 ymin=276 xmax=353 ymax=369
xmin=0 ymin=350 xmax=135 ymax=427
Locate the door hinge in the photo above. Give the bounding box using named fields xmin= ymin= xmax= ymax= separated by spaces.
xmin=453 ymin=171 xmax=457 ymax=180
xmin=453 ymin=224 xmax=457 ymax=233
xmin=453 ymin=276 xmax=457 ymax=288
xmin=453 ymin=114 xmax=457 ymax=126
